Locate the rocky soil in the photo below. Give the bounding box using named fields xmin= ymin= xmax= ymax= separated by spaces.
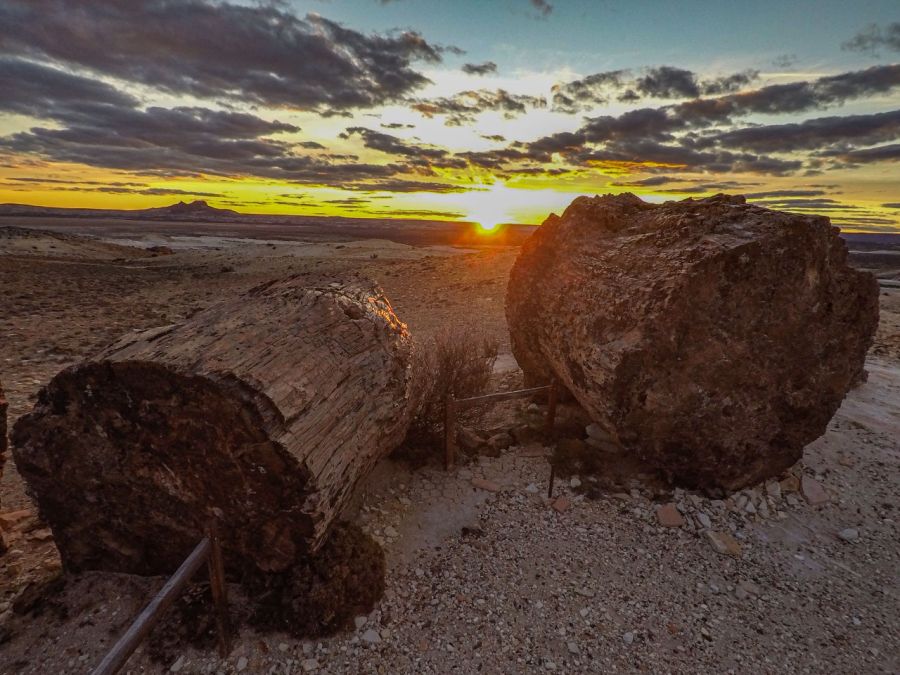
xmin=0 ymin=222 xmax=897 ymax=673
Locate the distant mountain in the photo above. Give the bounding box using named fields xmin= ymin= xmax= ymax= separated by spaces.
xmin=0 ymin=200 xmax=240 ymax=222
xmin=141 ymin=200 xmax=239 ymax=218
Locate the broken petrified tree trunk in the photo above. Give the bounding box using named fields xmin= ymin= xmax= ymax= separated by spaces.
xmin=13 ymin=275 xmax=415 ymax=575
xmin=507 ymin=193 xmax=879 ymax=491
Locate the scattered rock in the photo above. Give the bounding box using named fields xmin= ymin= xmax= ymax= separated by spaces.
xmin=695 ymin=512 xmax=712 ymax=529
xmin=551 ymin=496 xmax=571 ymax=513
xmin=471 ymin=477 xmax=501 ymax=493
xmin=302 ymin=658 xmax=319 ymax=672
xmin=354 ymin=616 xmax=367 ymax=630
xmin=236 ymin=656 xmax=248 ymax=671
xmin=801 ymin=475 xmax=829 ymax=506
xmin=361 ymin=629 xmax=381 ymax=644
xmin=623 ymin=632 xmax=634 ymax=645
xmin=457 ymin=426 xmax=486 ymax=452
xmin=705 ymin=530 xmax=742 ymax=557
xmin=780 ymin=475 xmax=800 ymax=493
xmin=838 ymin=528 xmax=859 ymax=542
xmin=656 ymin=503 xmax=684 ymax=528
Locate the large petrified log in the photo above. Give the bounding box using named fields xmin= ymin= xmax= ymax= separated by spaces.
xmin=507 ymin=193 xmax=879 ymax=491
xmin=12 ymin=275 xmax=414 ymax=575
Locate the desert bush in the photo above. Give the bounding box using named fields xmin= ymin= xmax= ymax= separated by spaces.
xmin=403 ymin=326 xmax=499 ymax=452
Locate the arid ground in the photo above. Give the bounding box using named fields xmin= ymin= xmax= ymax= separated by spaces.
xmin=0 ymin=219 xmax=897 ymax=673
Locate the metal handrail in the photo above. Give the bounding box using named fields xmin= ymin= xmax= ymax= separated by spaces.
xmin=444 ymin=380 xmax=558 ymax=470
xmin=91 ymin=520 xmax=231 ymax=675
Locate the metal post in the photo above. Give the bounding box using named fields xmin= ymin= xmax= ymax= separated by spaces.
xmin=206 ymin=519 xmax=231 ymax=658
xmin=547 ymin=463 xmax=556 ymax=499
xmin=545 ymin=379 xmax=558 ymax=434
xmin=445 ymin=395 xmax=457 ymax=470
xmin=92 ymin=538 xmax=211 ymax=675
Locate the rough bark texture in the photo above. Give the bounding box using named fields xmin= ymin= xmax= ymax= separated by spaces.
xmin=506 ymin=193 xmax=879 ymax=491
xmin=0 ymin=377 xmax=6 ymax=500
xmin=12 ymin=275 xmax=414 ymax=575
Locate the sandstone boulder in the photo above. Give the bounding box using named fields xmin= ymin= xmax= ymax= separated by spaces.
xmin=506 ymin=193 xmax=878 ymax=490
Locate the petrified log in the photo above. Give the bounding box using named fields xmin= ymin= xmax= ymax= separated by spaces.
xmin=507 ymin=193 xmax=879 ymax=491
xmin=0 ymin=377 xmax=6 ymax=462
xmin=12 ymin=275 xmax=414 ymax=575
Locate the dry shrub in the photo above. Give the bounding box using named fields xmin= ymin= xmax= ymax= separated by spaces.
xmin=403 ymin=327 xmax=499 ymax=452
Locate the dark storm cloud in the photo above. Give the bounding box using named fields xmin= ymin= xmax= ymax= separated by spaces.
xmin=342 ymin=179 xmax=470 ymax=193
xmin=551 ymin=70 xmax=627 ymax=113
xmin=744 ymin=189 xmax=828 ymax=199
xmin=635 ymin=67 xmax=702 ymax=99
xmin=462 ymin=62 xmax=498 ymax=75
xmin=701 ymin=110 xmax=900 ymax=153
xmin=842 ymin=22 xmax=900 ymax=53
xmin=0 ymin=100 xmax=414 ymax=187
xmin=0 ymin=0 xmax=446 ymax=112
xmin=551 ymin=67 xmax=758 ymax=113
xmin=341 ymin=127 xmax=449 ymax=159
xmin=575 ymin=141 xmax=803 ymax=175
xmin=0 ymin=58 xmax=138 ymax=118
xmin=671 ymin=64 xmax=900 ymax=126
xmin=412 ymin=90 xmax=547 ymax=125
xmin=531 ymin=0 xmax=553 ymax=17
xmin=820 ymin=143 xmax=900 ymax=165
xmin=507 ymin=64 xmax=900 ymax=177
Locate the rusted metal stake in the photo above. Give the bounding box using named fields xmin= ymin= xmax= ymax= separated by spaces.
xmin=206 ymin=519 xmax=231 ymax=658
xmin=92 ymin=538 xmax=211 ymax=675
xmin=547 ymin=463 xmax=556 ymax=499
xmin=444 ymin=395 xmax=457 ymax=470
xmin=545 ymin=379 xmax=558 ymax=434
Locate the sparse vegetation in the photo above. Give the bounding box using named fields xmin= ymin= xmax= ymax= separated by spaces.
xmin=399 ymin=327 xmax=499 ymax=461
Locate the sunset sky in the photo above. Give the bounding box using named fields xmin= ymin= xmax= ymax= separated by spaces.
xmin=0 ymin=0 xmax=898 ymax=230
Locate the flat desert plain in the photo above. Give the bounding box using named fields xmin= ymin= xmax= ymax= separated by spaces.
xmin=0 ymin=218 xmax=897 ymax=674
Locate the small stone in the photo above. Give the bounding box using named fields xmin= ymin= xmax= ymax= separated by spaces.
xmin=301 ymin=658 xmax=319 ymax=672
xmin=362 ymin=629 xmax=381 ymax=644
xmin=278 ymin=643 xmax=289 ymax=652
xmin=383 ymin=526 xmax=398 ymax=538
xmin=801 ymin=475 xmax=829 ymax=505
xmin=623 ymin=632 xmax=634 ymax=645
xmin=525 ymin=483 xmax=539 ymax=494
xmin=765 ymin=480 xmax=782 ymax=500
xmin=236 ymin=656 xmax=248 ymax=672
xmin=695 ymin=512 xmax=712 ymax=529
xmin=471 ymin=477 xmax=501 ymax=492
xmin=458 ymin=468 xmax=474 ymax=480
xmin=488 ymin=432 xmax=514 ymax=451
xmin=705 ymin=530 xmax=742 ymax=557
xmin=780 ymin=475 xmax=800 ymax=493
xmin=552 ymin=496 xmax=571 ymax=513
xmin=354 ymin=616 xmax=367 ymax=630
xmin=170 ymin=655 xmax=186 ymax=672
xmin=574 ymin=587 xmax=595 ymax=598
xmin=656 ymin=503 xmax=684 ymax=527
xmin=735 ymin=579 xmax=760 ymax=598
xmin=567 ymin=641 xmax=580 ymax=654
xmin=521 ymin=443 xmax=550 ymax=458
xmin=838 ymin=527 xmax=859 ymax=542
xmin=585 ymin=423 xmax=612 ymax=441
xmin=569 ymin=476 xmax=582 ymax=488
xmin=744 ymin=500 xmax=757 ymax=514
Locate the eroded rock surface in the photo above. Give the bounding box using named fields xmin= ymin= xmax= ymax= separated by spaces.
xmin=506 ymin=193 xmax=879 ymax=490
